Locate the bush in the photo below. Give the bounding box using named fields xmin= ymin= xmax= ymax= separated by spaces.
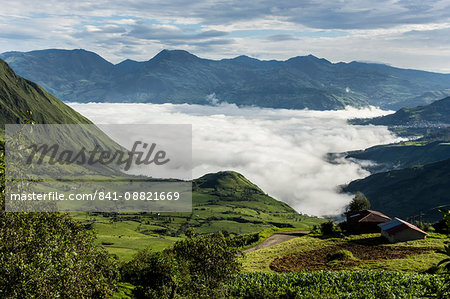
xmin=416 ymin=221 xmax=434 ymax=232
xmin=0 ymin=144 xmax=118 ymax=297
xmin=121 ymin=249 xmax=179 ymax=298
xmin=122 ymin=231 xmax=242 ymax=298
xmin=228 ymin=232 xmax=259 ymax=248
xmin=0 ymin=212 xmax=118 ymax=298
xmin=327 ymin=250 xmax=355 ymax=261
xmin=320 ymin=221 xmax=339 ymax=235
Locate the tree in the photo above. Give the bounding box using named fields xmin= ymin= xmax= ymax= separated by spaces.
xmin=122 ymin=232 xmax=242 ymax=298
xmin=121 ymin=249 xmax=180 ymax=298
xmin=0 ymin=212 xmax=118 ymax=298
xmin=0 ymin=143 xmax=118 ymax=298
xmin=347 ymin=192 xmax=370 ymax=212
xmin=171 ymin=231 xmax=241 ymax=296
xmin=320 ymin=221 xmax=339 ymax=235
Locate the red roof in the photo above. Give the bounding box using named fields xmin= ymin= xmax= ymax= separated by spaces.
xmin=346 ymin=210 xmax=391 ymax=223
xmin=379 ymin=218 xmax=428 ymax=235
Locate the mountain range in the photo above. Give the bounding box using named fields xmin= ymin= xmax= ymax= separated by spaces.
xmin=344 ymin=97 xmax=450 ymax=221
xmin=0 ymin=57 xmax=320 ymax=232
xmin=346 ymin=97 xmax=450 ymax=172
xmin=2 ymin=49 xmax=450 ymax=110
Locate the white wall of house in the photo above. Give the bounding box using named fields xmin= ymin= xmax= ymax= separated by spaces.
xmin=381 ymin=228 xmax=426 ymax=243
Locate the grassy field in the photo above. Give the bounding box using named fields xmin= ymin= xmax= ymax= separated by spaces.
xmin=72 ymin=205 xmax=323 ymax=261
xmin=242 ymin=233 xmax=448 ymax=273
xmin=72 ymin=171 xmax=325 ymax=261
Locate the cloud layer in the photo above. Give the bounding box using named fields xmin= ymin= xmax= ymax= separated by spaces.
xmin=0 ymin=1 xmax=449 ymax=72
xmin=69 ymin=102 xmax=400 ymax=216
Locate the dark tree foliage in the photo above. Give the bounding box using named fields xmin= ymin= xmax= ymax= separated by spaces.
xmin=122 ymin=231 xmax=242 ymax=298
xmin=0 ymin=212 xmax=119 ymax=298
xmin=121 ymin=249 xmax=180 ymax=298
xmin=347 ymin=192 xmax=371 ymax=212
xmin=0 ymin=143 xmax=118 ymax=298
xmin=320 ymin=221 xmax=339 ymax=236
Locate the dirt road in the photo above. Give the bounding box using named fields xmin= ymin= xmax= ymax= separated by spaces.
xmin=243 ymin=230 xmax=310 ymax=253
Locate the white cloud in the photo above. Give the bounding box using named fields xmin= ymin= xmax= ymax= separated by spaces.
xmin=69 ymin=102 xmax=400 ymax=216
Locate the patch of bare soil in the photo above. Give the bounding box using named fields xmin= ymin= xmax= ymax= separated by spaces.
xmin=270 ymin=240 xmax=439 ymax=272
xmin=243 ymin=231 xmax=310 ymax=253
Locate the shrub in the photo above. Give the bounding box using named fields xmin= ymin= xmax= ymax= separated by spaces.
xmin=416 ymin=221 xmax=434 ymax=232
xmin=122 ymin=231 xmax=242 ymax=298
xmin=320 ymin=221 xmax=339 ymax=235
xmin=121 ymin=249 xmax=180 ymax=298
xmin=327 ymin=250 xmax=355 ymax=262
xmin=0 ymin=212 xmax=118 ymax=298
xmin=0 ymin=144 xmax=118 ymax=298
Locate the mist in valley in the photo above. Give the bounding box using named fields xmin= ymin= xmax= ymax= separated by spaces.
xmin=70 ymin=102 xmax=401 ymax=216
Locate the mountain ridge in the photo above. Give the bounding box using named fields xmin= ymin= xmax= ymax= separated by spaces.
xmin=343 ymin=97 xmax=450 ymax=221
xmin=351 ymin=96 xmax=450 ymax=127
xmin=3 ymin=48 xmax=450 ymax=110
xmin=343 ymin=158 xmax=450 ymax=221
xmin=0 ymin=58 xmax=92 ymax=128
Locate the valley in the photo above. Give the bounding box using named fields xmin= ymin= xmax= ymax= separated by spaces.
xmin=1 ymin=49 xmax=450 ymax=297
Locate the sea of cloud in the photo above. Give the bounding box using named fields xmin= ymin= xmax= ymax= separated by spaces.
xmin=70 ymin=102 xmax=401 ymax=216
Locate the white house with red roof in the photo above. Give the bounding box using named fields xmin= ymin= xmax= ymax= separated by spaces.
xmin=378 ymin=217 xmax=428 ymax=243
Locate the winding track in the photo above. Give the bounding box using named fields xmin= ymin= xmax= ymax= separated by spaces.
xmin=243 ymin=230 xmax=310 ymax=253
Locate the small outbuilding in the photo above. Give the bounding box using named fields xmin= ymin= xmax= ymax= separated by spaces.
xmin=378 ymin=217 xmax=428 ymax=243
xmin=345 ymin=210 xmax=391 ymax=234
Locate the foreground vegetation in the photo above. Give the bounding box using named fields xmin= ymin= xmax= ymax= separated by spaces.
xmin=229 ymin=271 xmax=446 ymax=298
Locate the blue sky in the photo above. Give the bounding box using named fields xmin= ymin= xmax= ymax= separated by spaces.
xmin=0 ymin=0 xmax=449 ymax=72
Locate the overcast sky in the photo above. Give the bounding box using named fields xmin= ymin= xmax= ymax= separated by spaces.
xmin=1 ymin=0 xmax=449 ymax=72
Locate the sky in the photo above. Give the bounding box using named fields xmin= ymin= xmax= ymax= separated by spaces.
xmin=69 ymin=102 xmax=401 ymax=216
xmin=0 ymin=0 xmax=450 ymax=72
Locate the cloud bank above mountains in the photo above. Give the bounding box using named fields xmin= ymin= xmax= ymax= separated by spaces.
xmin=1 ymin=1 xmax=449 ymax=72
xmin=70 ymin=102 xmax=400 ymax=216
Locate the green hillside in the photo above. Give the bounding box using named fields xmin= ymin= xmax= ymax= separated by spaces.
xmin=346 ymin=130 xmax=450 ymax=172
xmin=75 ymin=171 xmax=324 ymax=260
xmin=351 ymin=96 xmax=450 ymax=128
xmin=0 ymin=58 xmax=92 ymax=129
xmin=0 ymin=58 xmax=126 ymax=178
xmin=343 ymin=158 xmax=450 ymax=221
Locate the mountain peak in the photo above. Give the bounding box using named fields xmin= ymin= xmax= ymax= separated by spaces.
xmin=194 ymin=171 xmax=264 ymax=194
xmin=151 ymin=49 xmax=200 ymax=62
xmin=286 ymin=54 xmax=330 ymax=64
xmin=233 ymin=55 xmax=257 ymax=61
